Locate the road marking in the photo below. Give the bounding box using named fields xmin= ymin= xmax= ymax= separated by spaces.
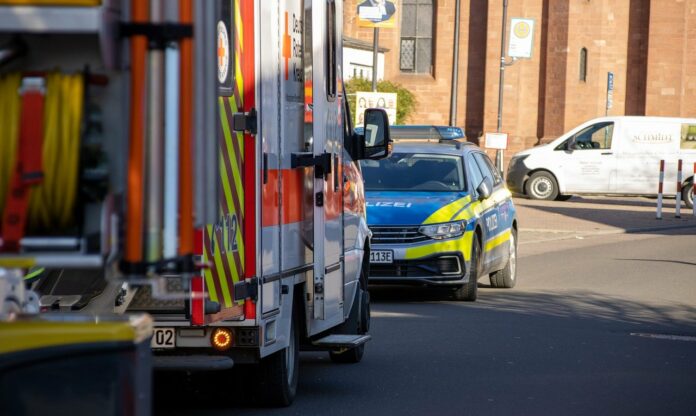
xmin=630 ymin=333 xmax=696 ymax=342
xmin=371 ymin=311 xmax=425 ymax=319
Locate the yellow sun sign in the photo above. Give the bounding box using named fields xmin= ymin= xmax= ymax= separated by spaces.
xmin=513 ymin=21 xmax=531 ymax=38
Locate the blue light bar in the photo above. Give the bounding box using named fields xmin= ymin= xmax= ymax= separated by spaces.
xmin=355 ymin=125 xmax=465 ymax=141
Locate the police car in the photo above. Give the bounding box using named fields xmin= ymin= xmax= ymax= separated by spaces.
xmin=359 ymin=126 xmax=518 ymax=301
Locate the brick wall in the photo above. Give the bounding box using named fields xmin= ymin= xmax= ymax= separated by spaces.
xmin=645 ymin=0 xmax=696 ymax=117
xmin=343 ymin=0 xmax=696 ymax=162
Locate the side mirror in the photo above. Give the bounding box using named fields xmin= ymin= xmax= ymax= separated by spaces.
xmin=476 ymin=178 xmax=492 ymax=201
xmin=361 ymin=108 xmax=391 ymax=160
xmin=566 ymin=138 xmax=575 ymax=151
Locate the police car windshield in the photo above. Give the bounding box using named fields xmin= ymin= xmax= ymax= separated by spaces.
xmin=361 ymin=153 xmax=467 ymax=192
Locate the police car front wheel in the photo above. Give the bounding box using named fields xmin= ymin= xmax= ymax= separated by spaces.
xmin=489 ymin=228 xmax=517 ymax=289
xmin=453 ymin=234 xmax=481 ymax=302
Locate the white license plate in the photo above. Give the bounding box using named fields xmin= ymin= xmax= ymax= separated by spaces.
xmin=370 ymin=250 xmax=393 ymax=264
xmin=151 ymin=328 xmax=175 ymax=349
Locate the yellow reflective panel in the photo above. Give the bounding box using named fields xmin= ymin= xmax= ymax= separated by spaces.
xmin=405 ymin=232 xmax=474 ymax=262
xmin=484 ymin=229 xmax=512 ymax=253
xmin=422 ymin=196 xmax=472 ymax=224
xmin=0 ymin=314 xmax=152 ymax=355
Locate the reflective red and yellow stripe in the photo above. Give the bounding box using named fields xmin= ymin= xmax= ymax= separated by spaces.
xmin=203 ymin=0 xmax=253 ymax=314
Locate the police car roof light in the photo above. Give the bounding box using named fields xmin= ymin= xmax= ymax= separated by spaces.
xmin=359 ymin=125 xmax=465 ymax=141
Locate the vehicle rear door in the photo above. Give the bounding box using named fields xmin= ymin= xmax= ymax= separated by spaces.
xmin=305 ymin=0 xmax=344 ymax=334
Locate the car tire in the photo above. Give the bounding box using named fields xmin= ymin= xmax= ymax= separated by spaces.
xmin=683 ymin=180 xmax=694 ymax=209
xmin=329 ymin=266 xmax=370 ymax=364
xmin=525 ymin=171 xmax=559 ymax=200
xmin=489 ymin=228 xmax=517 ymax=289
xmin=453 ymin=234 xmax=480 ymax=301
xmin=255 ymin=307 xmax=300 ymax=407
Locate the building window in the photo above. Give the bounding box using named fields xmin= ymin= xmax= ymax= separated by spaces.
xmin=579 ymin=47 xmax=587 ymax=82
xmin=400 ymin=0 xmax=434 ymax=74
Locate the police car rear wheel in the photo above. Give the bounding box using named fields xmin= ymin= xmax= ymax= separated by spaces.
xmin=490 ymin=228 xmax=517 ymax=289
xmin=453 ymin=234 xmax=480 ymax=301
xmin=526 ymin=171 xmax=559 ymax=200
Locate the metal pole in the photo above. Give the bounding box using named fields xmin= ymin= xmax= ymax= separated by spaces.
xmin=372 ymin=27 xmax=379 ymax=92
xmin=449 ymin=0 xmax=462 ymax=126
xmin=496 ymin=0 xmax=508 ymax=175
xmin=145 ymin=0 xmax=165 ymax=263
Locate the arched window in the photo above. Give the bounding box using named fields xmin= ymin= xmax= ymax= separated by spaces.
xmin=579 ymin=47 xmax=587 ymax=82
xmin=400 ymin=0 xmax=434 ymax=74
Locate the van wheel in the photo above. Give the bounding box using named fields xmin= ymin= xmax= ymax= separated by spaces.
xmin=255 ymin=308 xmax=299 ymax=407
xmin=525 ymin=171 xmax=559 ymax=200
xmin=683 ymin=181 xmax=694 ymax=209
xmin=490 ymin=228 xmax=517 ymax=288
xmin=453 ymin=234 xmax=480 ymax=301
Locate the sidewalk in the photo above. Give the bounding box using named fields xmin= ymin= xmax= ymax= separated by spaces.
xmin=514 ymin=195 xmax=696 ymax=245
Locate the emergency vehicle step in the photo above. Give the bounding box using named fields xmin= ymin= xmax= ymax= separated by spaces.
xmin=153 ymin=355 xmax=234 ymax=371
xmin=311 ymin=334 xmax=371 ymax=349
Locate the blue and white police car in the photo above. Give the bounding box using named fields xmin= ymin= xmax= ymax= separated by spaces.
xmin=359 ymin=126 xmax=518 ymax=301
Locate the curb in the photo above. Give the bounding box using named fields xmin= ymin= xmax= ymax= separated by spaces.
xmin=520 ymin=224 xmax=696 ymax=245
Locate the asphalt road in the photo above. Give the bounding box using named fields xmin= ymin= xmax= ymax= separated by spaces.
xmin=156 ymin=227 xmax=696 ymax=416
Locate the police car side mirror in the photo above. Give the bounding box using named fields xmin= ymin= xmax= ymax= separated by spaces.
xmin=361 ymin=108 xmax=392 ymax=160
xmin=476 ymin=179 xmax=492 ymax=201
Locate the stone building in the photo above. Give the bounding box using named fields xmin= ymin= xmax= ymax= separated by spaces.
xmin=343 ymin=0 xmax=696 ymax=158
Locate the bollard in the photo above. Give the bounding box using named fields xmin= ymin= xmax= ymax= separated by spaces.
xmin=676 ymin=159 xmax=682 ymax=218
xmin=656 ymin=160 xmax=664 ymax=219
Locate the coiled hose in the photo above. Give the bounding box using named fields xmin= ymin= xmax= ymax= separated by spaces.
xmin=0 ymin=72 xmax=83 ymax=233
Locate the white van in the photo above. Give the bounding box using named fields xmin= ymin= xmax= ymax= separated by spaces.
xmin=507 ymin=116 xmax=696 ymax=208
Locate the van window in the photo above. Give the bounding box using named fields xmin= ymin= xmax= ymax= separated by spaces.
xmin=570 ymin=122 xmax=614 ymax=150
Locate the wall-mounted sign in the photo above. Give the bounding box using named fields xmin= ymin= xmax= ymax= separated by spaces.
xmin=355 ymin=91 xmax=397 ymax=126
xmin=216 ymin=0 xmax=234 ymax=96
xmin=606 ymin=72 xmax=614 ymax=111
xmin=681 ymin=124 xmax=696 ymax=150
xmin=485 ymin=132 xmax=509 ymax=150
xmin=357 ymin=0 xmax=397 ymax=28
xmin=508 ymin=18 xmax=535 ymax=59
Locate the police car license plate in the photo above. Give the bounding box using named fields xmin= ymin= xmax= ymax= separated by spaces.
xmin=370 ymin=250 xmax=393 ymax=264
xmin=151 ymin=328 xmax=175 ymax=349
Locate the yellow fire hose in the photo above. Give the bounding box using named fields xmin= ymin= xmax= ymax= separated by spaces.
xmin=0 ymin=72 xmax=83 ymax=233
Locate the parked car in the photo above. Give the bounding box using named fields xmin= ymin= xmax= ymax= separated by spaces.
xmin=358 ymin=126 xmax=518 ymax=301
xmin=507 ymin=116 xmax=696 ymax=208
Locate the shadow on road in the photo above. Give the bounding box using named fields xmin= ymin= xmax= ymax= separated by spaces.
xmin=523 ymin=204 xmax=693 ymax=234
xmin=615 ymin=258 xmax=696 ymax=267
xmin=515 ymin=195 xmax=680 ymax=209
xmin=154 ymin=288 xmax=696 ymax=415
xmin=370 ymin=286 xmax=696 ymax=329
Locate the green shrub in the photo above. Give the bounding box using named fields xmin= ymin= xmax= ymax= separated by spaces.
xmin=344 ymin=77 xmax=416 ymax=125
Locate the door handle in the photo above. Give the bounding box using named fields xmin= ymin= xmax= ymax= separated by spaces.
xmin=291 ymin=152 xmax=332 ymax=179
xmin=601 ymin=152 xmax=613 ymax=155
